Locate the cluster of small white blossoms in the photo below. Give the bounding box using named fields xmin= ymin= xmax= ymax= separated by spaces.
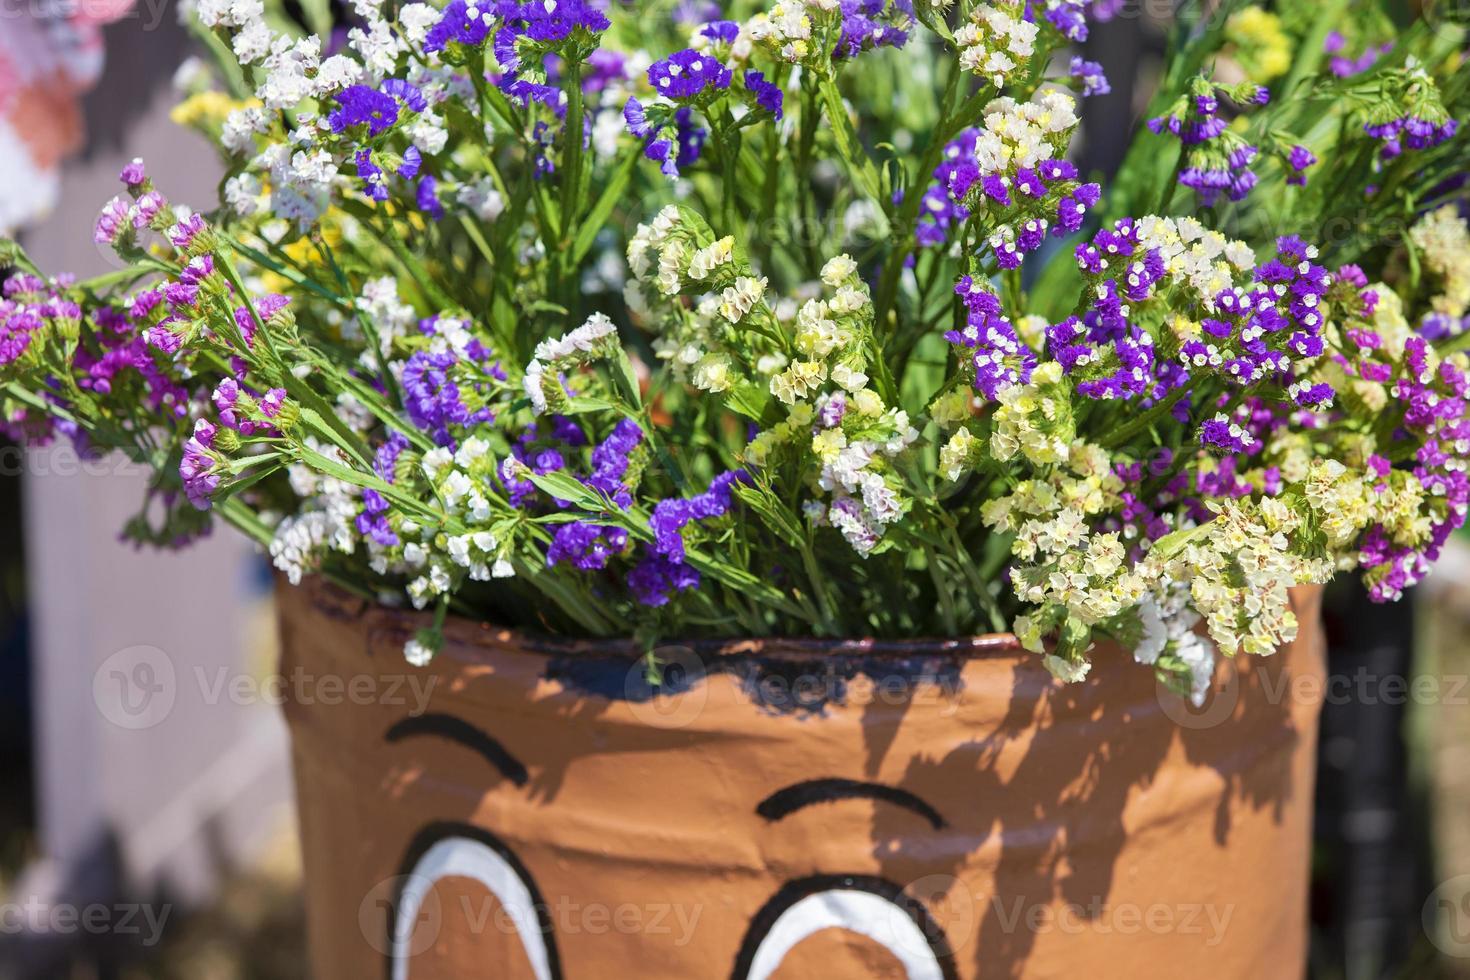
xmin=349 ymin=275 xmax=417 ymax=365
xmin=745 ymin=0 xmax=814 ymax=63
xmin=955 ymin=2 xmax=1038 ymax=88
xmin=1410 ymin=205 xmax=1470 ymax=318
xmin=769 ymin=255 xmax=875 ymax=405
xmin=972 ymin=90 xmax=1080 ymax=174
xmin=937 ymin=363 xmax=1075 ymax=482
xmin=990 ymin=361 xmax=1075 ymax=465
xmin=411 ymin=441 xmax=514 ymax=597
xmin=523 ymin=312 xmax=622 ymax=414
xmin=270 ymin=439 xmax=362 ymax=584
xmin=204 ymin=0 xmax=465 ymax=229
xmin=626 ymin=205 xmax=782 ymax=392
xmin=983 ymin=443 xmax=1147 ymax=651
xmin=713 ymin=255 xmax=915 ymax=557
xmin=1131 ymin=215 xmax=1257 ymax=301
xmin=1134 ymin=582 xmax=1216 ymax=706
xmin=1144 ymin=496 xmax=1333 ymax=658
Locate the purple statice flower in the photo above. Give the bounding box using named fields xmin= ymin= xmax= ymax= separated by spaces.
xmin=380 ymin=79 xmax=427 ymax=113
xmin=402 ymin=350 xmax=489 ymax=446
xmin=647 ymin=48 xmax=733 ymax=101
xmin=417 ymin=176 xmax=444 ymax=221
xmin=0 ymin=303 xmax=40 ymax=366
xmin=1068 ymin=56 xmax=1109 ymax=96
xmin=94 ymin=196 xmax=131 ymax=246
xmin=1363 ymin=116 xmax=1458 ymax=161
xmin=354 ymin=433 xmax=411 ymax=548
xmin=167 ymin=212 xmax=207 ymax=250
xmin=547 ymin=521 xmax=629 ymax=570
xmin=233 ymin=293 xmax=289 ymax=350
xmin=585 ymin=417 xmax=644 ymax=506
xmin=180 ymin=418 xmax=221 ymax=510
xmin=1029 ymin=0 xmax=1089 ymax=42
xmin=119 ymin=158 xmax=147 ymax=187
xmin=627 ymin=553 xmax=700 ymax=606
xmin=699 ymin=19 xmax=740 ymax=44
xmin=398 ymin=145 xmax=423 ymax=180
xmin=744 ymin=70 xmax=783 ymax=120
xmin=355 ymin=150 xmax=390 ymax=202
xmin=423 ymin=0 xmax=496 ymax=52
xmin=1285 ymin=144 xmax=1316 ymax=186
xmin=1046 ymin=279 xmax=1157 ymax=401
xmin=583 ymin=49 xmax=628 ymax=94
xmin=947 ymin=278 xmax=1035 ymax=399
xmin=1198 ymin=414 xmax=1258 ymax=454
xmin=373 ymin=431 xmax=411 ymax=482
xmin=131 ymin=191 xmax=167 ymax=229
xmin=1419 ymin=312 xmax=1469 ymax=340
xmin=1328 ymin=34 xmax=1392 ymax=78
xmin=491 ymin=0 xmax=610 ymax=107
xmin=626 ymin=101 xmax=706 ymax=178
xmin=328 ymin=85 xmax=400 ymax=135
xmin=916 ymin=128 xmax=977 ymax=249
xmin=833 ymin=0 xmax=908 ymax=59
xmin=648 ymin=469 xmax=747 ymax=563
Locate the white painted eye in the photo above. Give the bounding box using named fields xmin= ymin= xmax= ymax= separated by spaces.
xmin=392 ymin=836 xmax=555 ymax=980
xmin=742 ymin=888 xmax=947 ymax=980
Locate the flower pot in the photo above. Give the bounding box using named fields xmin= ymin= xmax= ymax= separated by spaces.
xmin=277 ymin=578 xmax=1325 ymax=980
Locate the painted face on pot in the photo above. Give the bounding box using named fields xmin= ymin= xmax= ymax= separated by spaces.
xmin=378 ymin=709 xmax=961 ymax=980
xmin=281 ymin=583 xmax=1325 ymax=980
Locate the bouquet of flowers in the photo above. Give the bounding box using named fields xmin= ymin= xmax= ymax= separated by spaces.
xmin=3 ymin=0 xmax=1468 ymax=701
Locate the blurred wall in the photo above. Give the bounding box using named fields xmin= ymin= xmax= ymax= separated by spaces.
xmin=14 ymin=12 xmax=294 ymax=929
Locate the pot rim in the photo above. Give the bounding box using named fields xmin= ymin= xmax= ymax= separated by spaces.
xmin=292 ymin=575 xmax=1029 ymax=663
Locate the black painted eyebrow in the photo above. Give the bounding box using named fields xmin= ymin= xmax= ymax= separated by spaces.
xmin=756 ymin=778 xmax=946 ymax=830
xmin=384 ymin=714 xmax=529 ymax=787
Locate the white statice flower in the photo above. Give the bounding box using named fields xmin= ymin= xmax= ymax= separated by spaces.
xmin=399 ymin=3 xmax=443 ymax=45
xmin=403 ymin=637 xmax=436 ymax=666
xmin=940 ymin=427 xmax=979 ymax=481
xmin=256 ymin=35 xmax=321 ymax=110
xmin=746 ymin=2 xmax=813 ymax=62
xmin=350 ymin=18 xmax=401 ymax=79
xmin=221 ymin=106 xmax=268 ymax=155
xmin=409 ymin=110 xmax=449 ymax=155
xmin=1042 ymin=654 xmax=1091 ymax=683
xmin=820 ymin=253 xmax=857 ymax=286
xmin=316 ymin=55 xmax=363 ymax=97
xmin=1135 ymin=582 xmax=1217 ymax=706
xmin=718 ymin=275 xmax=767 ymax=323
xmin=686 ymin=236 xmax=734 ymax=281
xmin=355 ymin=277 xmax=417 ymax=354
xmin=457 ymin=178 xmax=505 ymax=222
xmin=224 ymin=173 xmax=264 ymax=216
xmin=197 ymin=0 xmax=262 ymax=28
xmin=955 ymin=2 xmax=1037 ymax=87
xmin=232 ymin=22 xmax=275 ymax=64
xmin=1410 ymin=205 xmax=1470 ymax=318
xmin=523 ymin=313 xmax=623 ymax=414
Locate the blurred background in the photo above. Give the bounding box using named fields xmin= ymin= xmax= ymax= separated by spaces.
xmin=1 ymin=2 xmax=1469 ymax=978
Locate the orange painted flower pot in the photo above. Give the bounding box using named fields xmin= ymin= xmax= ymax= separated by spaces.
xmin=278 ymin=578 xmax=1324 ymax=980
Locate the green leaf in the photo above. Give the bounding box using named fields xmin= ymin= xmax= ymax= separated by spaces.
xmin=571 ymin=148 xmax=640 ymax=265
xmin=610 ymin=347 xmax=643 ymax=410
xmin=725 ymin=381 xmax=773 ymax=422
xmin=734 ymin=483 xmax=805 ymax=549
xmin=526 ymin=469 xmax=613 ymax=512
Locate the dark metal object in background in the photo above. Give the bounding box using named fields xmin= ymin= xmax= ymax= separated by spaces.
xmin=1315 ymin=583 xmax=1435 ymax=980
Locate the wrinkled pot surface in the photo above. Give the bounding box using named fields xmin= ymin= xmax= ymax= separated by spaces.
xmin=277 ymin=578 xmax=1325 ymax=980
